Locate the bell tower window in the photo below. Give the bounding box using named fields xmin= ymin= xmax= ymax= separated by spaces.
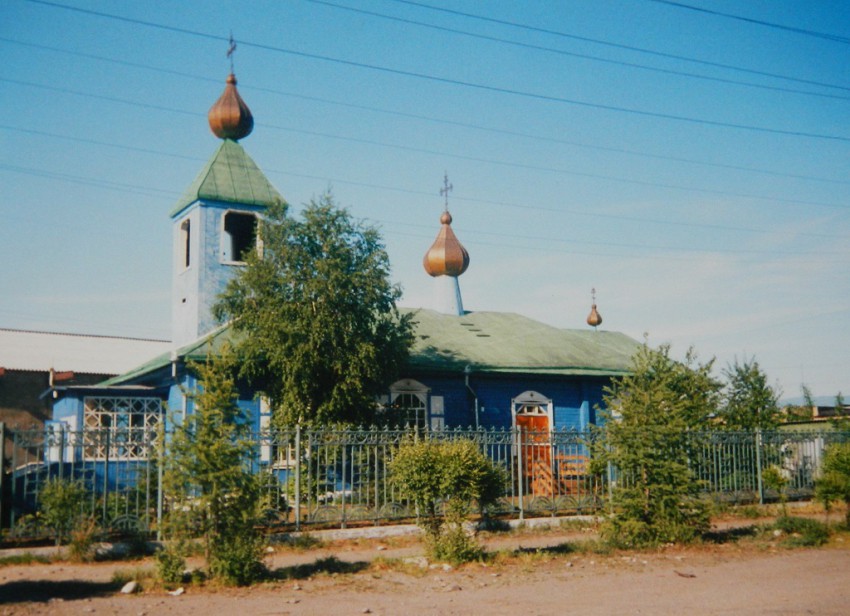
xmin=180 ymin=219 xmax=191 ymax=268
xmin=222 ymin=211 xmax=258 ymax=263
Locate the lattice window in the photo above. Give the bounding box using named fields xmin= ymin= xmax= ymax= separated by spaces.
xmin=83 ymin=397 xmax=162 ymax=460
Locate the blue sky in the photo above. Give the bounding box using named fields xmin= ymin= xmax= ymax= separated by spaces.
xmin=1 ymin=0 xmax=848 ymax=400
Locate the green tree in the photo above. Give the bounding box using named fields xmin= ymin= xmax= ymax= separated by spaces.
xmin=596 ymin=343 xmax=719 ymax=548
xmin=214 ymin=194 xmax=415 ymax=427
xmin=784 ymin=384 xmax=815 ymax=422
xmin=161 ymin=346 xmax=266 ymax=585
xmin=815 ymin=442 xmax=850 ymax=527
xmin=390 ymin=438 xmax=504 ymax=563
xmin=829 ymin=392 xmax=849 ymax=430
xmin=719 ymin=358 xmax=780 ymax=430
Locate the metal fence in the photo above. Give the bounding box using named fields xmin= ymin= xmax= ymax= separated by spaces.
xmin=2 ymin=424 xmax=848 ymax=541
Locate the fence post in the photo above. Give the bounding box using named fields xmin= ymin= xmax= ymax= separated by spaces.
xmin=102 ymin=429 xmax=110 ymax=523
xmin=755 ymin=429 xmax=764 ymax=505
xmin=516 ymin=425 xmax=524 ymax=522
xmin=0 ymin=422 xmax=5 ymax=529
xmin=156 ymin=431 xmax=164 ymax=542
xmin=294 ymin=424 xmax=301 ymax=531
xmin=341 ymin=440 xmax=347 ymax=530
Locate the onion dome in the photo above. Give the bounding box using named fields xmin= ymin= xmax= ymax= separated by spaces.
xmin=208 ymin=74 xmax=254 ymax=141
xmin=587 ymin=288 xmax=603 ymax=328
xmin=423 ymin=210 xmax=470 ymax=277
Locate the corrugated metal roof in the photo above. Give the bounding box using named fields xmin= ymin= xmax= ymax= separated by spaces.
xmin=170 ymin=139 xmax=283 ymax=217
xmin=0 ymin=329 xmax=171 ymax=375
xmin=105 ymin=309 xmax=639 ymax=385
xmin=406 ymin=309 xmax=639 ymax=375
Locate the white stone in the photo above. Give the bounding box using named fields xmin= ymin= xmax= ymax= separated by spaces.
xmin=120 ymin=581 xmax=139 ymax=594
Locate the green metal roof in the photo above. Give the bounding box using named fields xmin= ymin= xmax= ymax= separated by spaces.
xmin=104 ymin=309 xmax=640 ymax=386
xmin=170 ymin=139 xmax=283 ymax=217
xmin=100 ymin=325 xmax=235 ymax=386
xmin=405 ymin=308 xmax=640 ymax=376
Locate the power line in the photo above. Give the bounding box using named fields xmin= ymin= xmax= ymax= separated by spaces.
xmin=18 ymin=0 xmax=850 ymax=143
xmin=306 ymin=0 xmax=850 ymax=102
xmin=386 ymin=0 xmax=850 ymax=93
xmin=4 ymin=36 xmax=847 ymax=187
xmin=5 ymin=79 xmax=849 ymax=211
xmin=647 ymin=0 xmax=850 ymax=45
xmin=256 ymin=120 xmax=850 ymax=210
xmin=3 ymin=127 xmax=849 ymax=243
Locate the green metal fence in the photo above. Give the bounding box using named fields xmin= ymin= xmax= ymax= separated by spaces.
xmin=2 ymin=423 xmax=848 ymax=541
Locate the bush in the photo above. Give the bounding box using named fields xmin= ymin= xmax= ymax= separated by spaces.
xmin=209 ymin=533 xmax=267 ymax=586
xmin=38 ymin=478 xmax=89 ymax=546
xmin=390 ymin=438 xmax=504 ymax=564
xmin=155 ymin=543 xmax=186 ymax=586
xmin=67 ymin=516 xmax=99 ymax=562
xmin=815 ymin=443 xmax=850 ymax=527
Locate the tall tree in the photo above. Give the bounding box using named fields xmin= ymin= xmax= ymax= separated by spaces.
xmin=214 ymin=194 xmax=415 ymax=427
xmin=162 ymin=346 xmax=266 ymax=585
xmin=720 ymin=357 xmax=780 ymax=430
xmin=596 ymin=343 xmax=720 ymax=547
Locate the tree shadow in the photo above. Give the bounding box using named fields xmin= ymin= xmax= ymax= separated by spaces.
xmin=270 ymin=556 xmax=368 ymax=580
xmin=0 ymin=580 xmax=120 ymax=604
xmin=702 ymin=525 xmax=759 ymax=544
xmin=513 ymin=542 xmax=578 ymax=556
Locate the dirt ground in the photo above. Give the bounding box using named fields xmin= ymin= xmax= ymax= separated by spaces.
xmin=1 ymin=522 xmax=848 ymax=616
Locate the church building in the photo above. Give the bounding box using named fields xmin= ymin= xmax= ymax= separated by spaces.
xmin=48 ymin=72 xmax=640 ymax=453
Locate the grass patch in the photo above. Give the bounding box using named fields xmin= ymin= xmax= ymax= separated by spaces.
xmin=111 ymin=566 xmax=156 ymax=586
xmin=0 ymin=553 xmax=52 ymax=567
xmin=773 ymin=516 xmax=831 ymax=547
xmin=270 ymin=533 xmax=325 ymax=551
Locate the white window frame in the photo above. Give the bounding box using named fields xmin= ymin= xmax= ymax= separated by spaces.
xmin=83 ymin=397 xmax=162 ymax=461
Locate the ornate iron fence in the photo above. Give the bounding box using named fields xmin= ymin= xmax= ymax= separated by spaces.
xmin=1 ymin=423 xmax=847 ymax=541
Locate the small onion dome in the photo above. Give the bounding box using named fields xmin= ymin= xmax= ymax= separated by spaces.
xmin=208 ymin=73 xmax=254 ymax=140
xmin=587 ymin=303 xmax=603 ymax=327
xmin=423 ymin=210 xmax=470 ymax=277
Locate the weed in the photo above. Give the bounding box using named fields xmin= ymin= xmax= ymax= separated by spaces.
xmin=67 ymin=516 xmax=99 ymax=563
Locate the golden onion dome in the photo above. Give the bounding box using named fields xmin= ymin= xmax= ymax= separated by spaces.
xmin=208 ymin=73 xmax=254 ymax=141
xmin=586 ymin=288 xmax=602 ymax=327
xmin=423 ymin=210 xmax=470 ymax=277
xmin=587 ymin=303 xmax=602 ymax=327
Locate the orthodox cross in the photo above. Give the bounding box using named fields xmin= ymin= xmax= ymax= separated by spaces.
xmin=591 ymin=287 xmax=597 ymax=304
xmin=227 ymin=32 xmax=237 ymax=73
xmin=440 ymin=173 xmax=453 ymax=211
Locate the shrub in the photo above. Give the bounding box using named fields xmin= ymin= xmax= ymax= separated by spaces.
xmin=67 ymin=515 xmax=99 ymax=562
xmin=390 ymin=438 xmax=504 ymax=564
xmin=762 ymin=465 xmax=789 ymax=516
xmin=38 ymin=478 xmax=89 ymax=546
xmin=155 ymin=543 xmax=186 ymax=586
xmin=815 ymin=443 xmax=850 ymax=527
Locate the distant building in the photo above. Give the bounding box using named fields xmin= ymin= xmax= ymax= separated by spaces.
xmin=0 ymin=328 xmax=169 ymax=462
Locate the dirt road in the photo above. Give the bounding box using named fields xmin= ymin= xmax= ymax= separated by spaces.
xmin=1 ymin=530 xmax=848 ymax=615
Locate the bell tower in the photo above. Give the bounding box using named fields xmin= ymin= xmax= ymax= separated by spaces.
xmin=170 ymin=71 xmax=283 ymax=347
